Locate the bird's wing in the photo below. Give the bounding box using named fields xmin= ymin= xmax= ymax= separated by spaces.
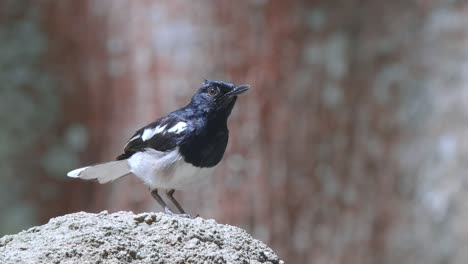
xmin=117 ymin=115 xmax=194 ymax=160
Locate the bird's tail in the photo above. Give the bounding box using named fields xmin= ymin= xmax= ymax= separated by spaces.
xmin=66 ymin=160 xmax=131 ymax=184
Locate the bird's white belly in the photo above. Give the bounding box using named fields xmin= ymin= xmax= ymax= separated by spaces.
xmin=127 ymin=148 xmax=214 ymax=190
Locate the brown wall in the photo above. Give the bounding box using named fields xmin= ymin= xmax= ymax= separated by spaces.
xmin=3 ymin=0 xmax=468 ymax=263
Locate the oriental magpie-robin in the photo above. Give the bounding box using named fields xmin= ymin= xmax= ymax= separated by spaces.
xmin=67 ymin=80 xmax=250 ymax=217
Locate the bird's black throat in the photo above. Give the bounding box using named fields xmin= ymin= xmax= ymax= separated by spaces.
xmin=179 ymin=98 xmax=237 ymax=168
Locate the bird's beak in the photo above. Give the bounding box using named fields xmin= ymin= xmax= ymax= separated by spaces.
xmin=226 ymin=85 xmax=250 ymax=97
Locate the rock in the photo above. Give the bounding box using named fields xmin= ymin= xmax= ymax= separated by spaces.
xmin=0 ymin=211 xmax=283 ymax=264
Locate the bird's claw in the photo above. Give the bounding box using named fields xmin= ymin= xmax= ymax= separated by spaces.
xmin=164 ymin=207 xmax=194 ymax=218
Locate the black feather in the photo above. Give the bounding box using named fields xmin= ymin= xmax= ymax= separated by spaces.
xmin=116 ymin=80 xmax=248 ymax=168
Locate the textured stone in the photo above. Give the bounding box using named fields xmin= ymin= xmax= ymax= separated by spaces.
xmin=0 ymin=211 xmax=283 ymax=264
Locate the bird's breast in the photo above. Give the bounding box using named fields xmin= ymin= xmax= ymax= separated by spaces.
xmin=180 ymin=129 xmax=229 ymax=168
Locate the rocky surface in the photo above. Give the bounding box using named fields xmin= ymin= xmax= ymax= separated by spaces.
xmin=0 ymin=211 xmax=283 ymax=264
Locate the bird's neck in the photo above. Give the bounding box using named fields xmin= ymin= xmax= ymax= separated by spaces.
xmin=186 ymin=100 xmax=236 ymax=126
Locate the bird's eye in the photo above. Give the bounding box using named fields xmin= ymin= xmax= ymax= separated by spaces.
xmin=208 ymin=87 xmax=218 ymax=97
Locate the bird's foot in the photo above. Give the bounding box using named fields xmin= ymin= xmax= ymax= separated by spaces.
xmin=164 ymin=207 xmax=193 ymax=218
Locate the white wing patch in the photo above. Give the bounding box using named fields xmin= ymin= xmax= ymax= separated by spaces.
xmin=124 ymin=134 xmax=141 ymax=149
xmin=128 ymin=134 xmax=140 ymax=142
xmin=142 ymin=124 xmax=167 ymax=141
xmin=167 ymin=122 xmax=187 ymax=134
xmin=139 ymin=122 xmax=186 ymax=141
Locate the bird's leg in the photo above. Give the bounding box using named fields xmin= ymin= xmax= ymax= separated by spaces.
xmin=150 ymin=189 xmax=175 ymax=215
xmin=165 ymin=189 xmax=194 ymax=218
xmin=165 ymin=189 xmax=186 ymax=214
xmin=151 ymin=189 xmax=191 ymax=218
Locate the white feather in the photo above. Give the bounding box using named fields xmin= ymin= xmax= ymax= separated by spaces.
xmin=129 ymin=134 xmax=140 ymax=141
xmin=66 ymin=160 xmax=130 ymax=184
xmin=142 ymin=125 xmax=167 ymax=141
xmin=67 ymin=147 xmax=213 ymax=190
xmin=128 ymin=148 xmax=213 ymax=190
xmin=67 ymin=167 xmax=89 ymax=178
xmin=167 ymin=122 xmax=187 ymax=134
xmin=124 ymin=134 xmax=141 ymax=149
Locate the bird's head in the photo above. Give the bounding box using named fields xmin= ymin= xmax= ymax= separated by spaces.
xmin=189 ymin=80 xmax=250 ymax=117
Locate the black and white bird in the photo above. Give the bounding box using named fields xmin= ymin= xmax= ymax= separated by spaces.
xmin=67 ymin=80 xmax=249 ymax=217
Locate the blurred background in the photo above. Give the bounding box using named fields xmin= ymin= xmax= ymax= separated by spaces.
xmin=2 ymin=0 xmax=468 ymax=263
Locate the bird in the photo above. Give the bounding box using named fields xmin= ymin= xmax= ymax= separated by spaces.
xmin=66 ymin=80 xmax=250 ymax=217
